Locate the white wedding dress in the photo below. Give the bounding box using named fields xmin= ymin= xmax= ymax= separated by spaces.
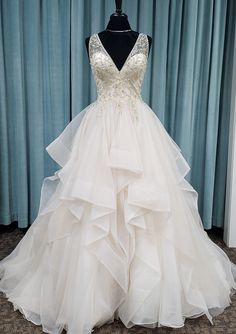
xmin=0 ymin=32 xmax=236 ymax=334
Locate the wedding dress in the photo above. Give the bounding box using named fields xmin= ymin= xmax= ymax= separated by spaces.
xmin=0 ymin=32 xmax=236 ymax=334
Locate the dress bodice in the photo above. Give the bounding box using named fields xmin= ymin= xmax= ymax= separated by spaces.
xmin=89 ymin=33 xmax=149 ymax=104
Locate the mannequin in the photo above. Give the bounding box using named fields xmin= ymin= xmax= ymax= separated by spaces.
xmin=85 ymin=0 xmax=152 ymax=72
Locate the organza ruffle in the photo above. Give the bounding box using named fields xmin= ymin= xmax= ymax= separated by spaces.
xmin=0 ymin=98 xmax=236 ymax=334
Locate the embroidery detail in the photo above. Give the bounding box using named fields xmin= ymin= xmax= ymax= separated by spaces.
xmin=88 ymin=32 xmax=149 ymax=121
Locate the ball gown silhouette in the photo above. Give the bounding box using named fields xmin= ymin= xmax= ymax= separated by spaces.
xmin=0 ymin=32 xmax=236 ymax=334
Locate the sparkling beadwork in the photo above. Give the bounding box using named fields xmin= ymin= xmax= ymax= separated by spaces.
xmin=88 ymin=32 xmax=149 ymax=120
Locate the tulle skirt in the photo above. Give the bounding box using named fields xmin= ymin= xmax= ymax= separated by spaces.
xmin=0 ymin=97 xmax=236 ymax=334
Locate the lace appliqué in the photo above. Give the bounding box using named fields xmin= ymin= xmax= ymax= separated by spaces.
xmin=88 ymin=32 xmax=149 ymax=122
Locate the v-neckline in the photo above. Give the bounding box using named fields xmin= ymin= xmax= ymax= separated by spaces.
xmin=96 ymin=33 xmax=141 ymax=73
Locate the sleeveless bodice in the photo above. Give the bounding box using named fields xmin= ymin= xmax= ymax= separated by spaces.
xmin=89 ymin=33 xmax=149 ymax=104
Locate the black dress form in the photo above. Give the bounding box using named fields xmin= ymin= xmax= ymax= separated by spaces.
xmin=85 ymin=11 xmax=152 ymax=71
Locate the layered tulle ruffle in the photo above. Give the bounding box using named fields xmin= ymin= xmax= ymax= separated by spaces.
xmin=0 ymin=98 xmax=236 ymax=334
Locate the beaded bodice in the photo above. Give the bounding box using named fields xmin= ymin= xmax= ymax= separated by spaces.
xmin=89 ymin=33 xmax=149 ymax=103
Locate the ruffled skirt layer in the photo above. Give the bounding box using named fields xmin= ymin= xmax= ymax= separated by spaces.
xmin=0 ymin=98 xmax=236 ymax=334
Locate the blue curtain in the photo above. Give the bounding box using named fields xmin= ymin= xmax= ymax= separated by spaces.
xmin=0 ymin=0 xmax=235 ymax=229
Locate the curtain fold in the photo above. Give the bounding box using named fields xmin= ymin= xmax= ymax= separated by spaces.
xmin=0 ymin=0 xmax=235 ymax=229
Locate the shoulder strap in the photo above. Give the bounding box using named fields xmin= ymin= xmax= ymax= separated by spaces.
xmin=134 ymin=33 xmax=149 ymax=57
xmin=88 ymin=33 xmax=101 ymax=60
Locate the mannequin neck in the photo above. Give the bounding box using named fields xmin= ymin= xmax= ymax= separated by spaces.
xmin=106 ymin=15 xmax=131 ymax=31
